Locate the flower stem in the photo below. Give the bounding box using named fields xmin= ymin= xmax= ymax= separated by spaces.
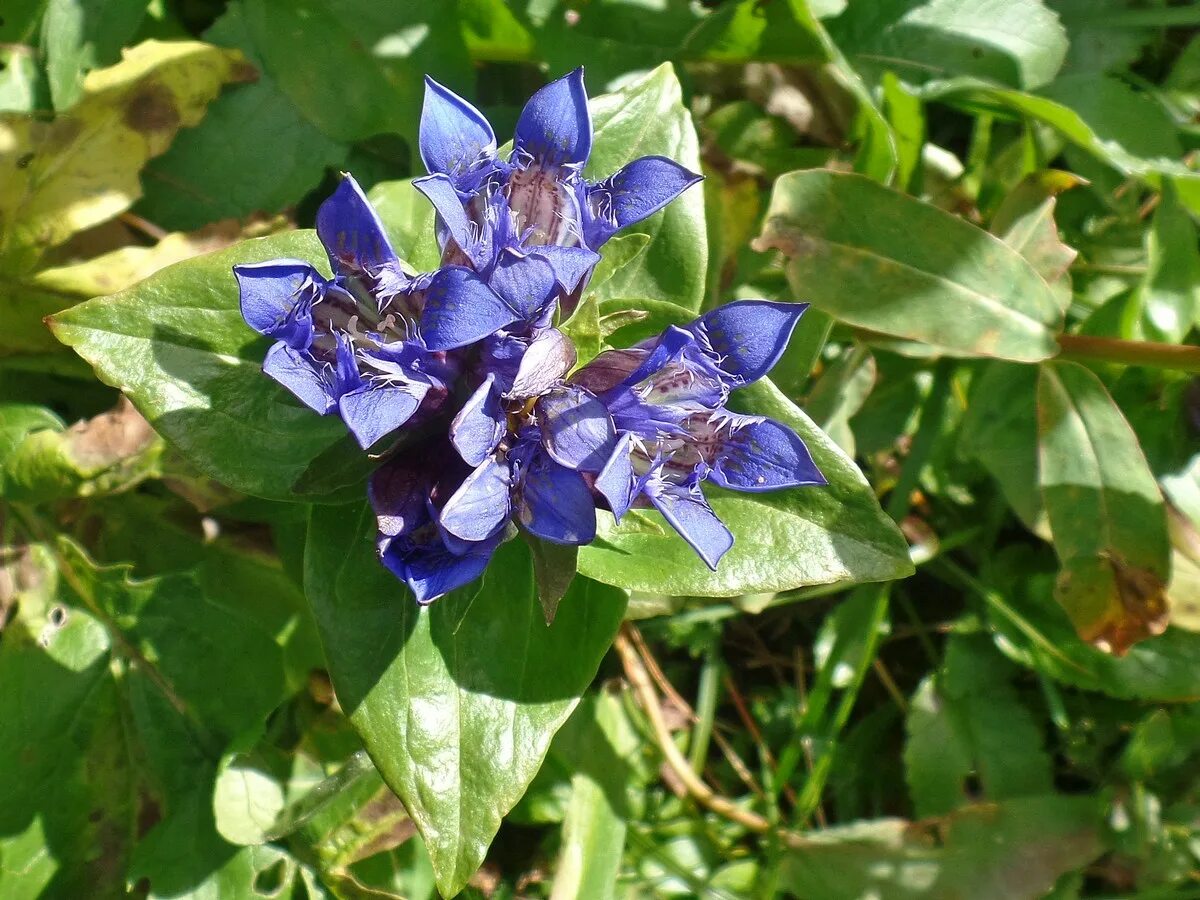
xmin=1057 ymin=334 xmax=1200 ymax=374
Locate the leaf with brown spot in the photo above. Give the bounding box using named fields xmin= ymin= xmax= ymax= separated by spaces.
xmin=0 ymin=39 xmax=252 ymax=275
xmin=1038 ymin=361 xmax=1172 ymax=654
xmin=3 ymin=396 xmax=163 ymax=502
xmin=754 ymin=170 xmax=1063 ymax=362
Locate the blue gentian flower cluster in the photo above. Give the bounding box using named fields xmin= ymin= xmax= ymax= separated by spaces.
xmin=237 ymin=69 xmax=826 ymax=603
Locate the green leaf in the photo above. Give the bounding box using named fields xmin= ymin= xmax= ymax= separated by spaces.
xmin=921 ymin=76 xmax=1200 ymax=212
xmin=137 ymin=4 xmax=348 ymax=232
xmin=0 ymin=403 xmax=63 ymax=490
xmin=549 ymin=688 xmax=640 ymax=900
xmin=526 ymin=533 xmax=580 ymax=624
xmin=0 ymin=39 xmax=253 ymax=274
xmin=1133 ymin=181 xmax=1200 ymax=343
xmin=803 ymin=345 xmax=877 ymax=457
xmin=756 ymin=170 xmax=1063 ymax=361
xmin=3 ymin=225 xmax=253 ymax=358
xmin=49 ymin=231 xmax=353 ymax=501
xmin=829 ymin=0 xmax=1068 ymax=91
xmin=367 ymin=177 xmax=444 ymax=274
xmin=586 ymin=232 xmax=652 ymax=305
xmin=213 ymin=761 xmax=288 ymax=846
xmin=241 ymin=0 xmax=471 ymax=144
xmin=4 ymin=397 xmax=162 ymax=502
xmin=0 ymin=537 xmax=288 ymax=898
xmin=682 ymin=0 xmax=827 ymax=64
xmin=781 ymin=796 xmax=1103 ymax=900
xmin=985 ymin=551 xmax=1200 ymax=702
xmin=904 ymin=634 xmax=1053 ymax=817
xmin=578 ymin=378 xmax=913 ymax=595
xmin=529 ymin=1 xmax=701 ymax=89
xmin=304 ymin=503 xmax=627 ymax=898
xmin=41 ymin=0 xmax=147 ymax=109
xmin=584 ymin=64 xmax=708 ymax=311
xmin=959 ymin=361 xmax=1044 ymax=532
xmin=1038 ymin=361 xmax=1170 ymax=653
xmin=990 ymin=170 xmax=1080 ymax=312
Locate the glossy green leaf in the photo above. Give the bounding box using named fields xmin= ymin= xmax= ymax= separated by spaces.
xmin=829 ymin=0 xmax=1068 ymax=90
xmin=904 ymin=634 xmax=1052 ymax=817
xmin=578 ymin=378 xmax=913 ymax=595
xmin=1038 ymin=361 xmax=1170 ymax=653
xmin=584 ymin=64 xmax=708 ymax=311
xmin=781 ymin=796 xmax=1103 ymax=900
xmin=757 ymin=170 xmax=1063 ymax=361
xmin=49 ymin=231 xmax=351 ymax=501
xmin=304 ymin=504 xmax=627 ymax=897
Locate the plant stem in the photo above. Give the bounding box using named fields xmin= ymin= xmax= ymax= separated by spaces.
xmin=1057 ymin=334 xmax=1200 ymax=374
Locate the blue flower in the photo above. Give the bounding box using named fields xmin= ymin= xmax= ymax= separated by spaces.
xmin=236 ymin=174 xmax=521 ymax=448
xmin=566 ymin=301 xmax=827 ymax=569
xmin=437 ymin=327 xmax=599 ymax=549
xmin=413 ymin=69 xmax=702 ymax=316
xmin=370 ymin=437 xmax=505 ymax=604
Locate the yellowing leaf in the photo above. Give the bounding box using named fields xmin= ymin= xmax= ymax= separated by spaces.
xmin=0 ymin=39 xmax=253 ymax=273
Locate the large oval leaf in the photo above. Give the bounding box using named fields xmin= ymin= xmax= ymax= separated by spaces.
xmin=1038 ymin=360 xmax=1170 ymax=654
xmin=584 ymin=64 xmax=708 ymax=311
xmin=49 ymin=231 xmax=350 ymax=501
xmin=305 ymin=503 xmax=627 ymax=898
xmin=755 ymin=170 xmax=1063 ymax=361
xmin=578 ymin=378 xmax=913 ymax=595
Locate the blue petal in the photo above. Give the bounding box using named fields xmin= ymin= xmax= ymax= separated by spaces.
xmin=594 ymin=432 xmax=636 ymax=521
xmin=506 ymin=327 xmax=577 ymax=399
xmin=331 ymin=332 xmax=364 ymax=397
xmin=338 ymin=380 xmax=430 ymax=449
xmin=691 ymin=300 xmax=809 ymax=384
xmin=706 ymin=416 xmax=826 ymax=492
xmin=585 ymin=156 xmax=702 ymax=246
xmin=419 ymin=76 xmax=496 ymax=177
xmin=412 ymin=174 xmax=484 ymax=266
xmin=514 ymin=67 xmax=592 ymax=168
xmin=489 ymin=250 xmax=557 ymax=320
xmin=262 ymin=343 xmax=334 ymax=413
xmin=233 ymin=260 xmax=319 ymax=347
xmin=420 ymin=266 xmax=519 ymax=351
xmin=530 ymin=245 xmax=601 ymax=292
xmin=450 ymin=376 xmax=504 ymax=467
xmin=369 ymin=457 xmax=431 ymax=538
xmin=536 ymin=384 xmax=616 ymax=472
xmin=516 ymin=453 xmax=597 ymax=545
xmin=439 ymin=456 xmax=512 ymax=542
xmin=647 ymin=482 xmax=733 ymax=570
xmin=380 ymin=534 xmax=497 ymax=604
xmin=316 ymin=174 xmax=397 ymax=276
